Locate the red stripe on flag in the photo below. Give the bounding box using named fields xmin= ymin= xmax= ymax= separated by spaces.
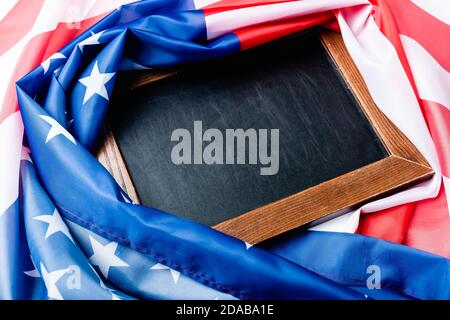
xmin=422 ymin=100 xmax=450 ymax=178
xmin=404 ymin=184 xmax=450 ymax=257
xmin=373 ymin=0 xmax=450 ymax=73
xmin=357 ymin=203 xmax=414 ymax=244
xmin=41 ymin=13 xmax=110 ymax=61
xmin=370 ymin=1 xmax=450 ymax=179
xmin=358 ymin=1 xmax=450 ymax=258
xmin=235 ymin=12 xmax=334 ymax=51
xmin=0 ymin=13 xmax=109 ymax=124
xmin=370 ymin=0 xmax=420 ymax=103
xmin=0 ymin=0 xmax=45 ymax=56
xmin=358 ymin=184 xmax=450 ymax=258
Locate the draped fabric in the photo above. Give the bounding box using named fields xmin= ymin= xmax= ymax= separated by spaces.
xmin=0 ymin=0 xmax=449 ymax=300
xmin=356 ymin=0 xmax=450 ymax=258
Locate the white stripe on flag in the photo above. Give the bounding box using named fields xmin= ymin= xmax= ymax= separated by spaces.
xmin=31 ymin=0 xmax=133 ymax=32
xmin=338 ymin=6 xmax=441 ymax=175
xmin=204 ymin=0 xmax=367 ymax=40
xmin=411 ymin=0 xmax=450 ymax=25
xmin=400 ymin=34 xmax=450 ymax=111
xmin=310 ymin=209 xmax=361 ymax=233
xmin=0 ymin=112 xmax=23 ymax=217
xmin=314 ymin=3 xmax=443 ymax=232
xmin=0 ymin=0 xmax=18 ymax=21
xmin=0 ymin=38 xmax=29 ymax=115
xmin=193 ymin=0 xmax=221 ymax=9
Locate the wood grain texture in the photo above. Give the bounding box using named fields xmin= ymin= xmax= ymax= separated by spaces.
xmin=320 ymin=31 xmax=429 ymax=166
xmin=95 ymin=70 xmax=176 ymax=204
xmin=213 ymin=156 xmax=431 ymax=243
xmin=97 ymin=126 xmax=140 ymax=204
xmin=97 ymin=30 xmax=433 ymax=244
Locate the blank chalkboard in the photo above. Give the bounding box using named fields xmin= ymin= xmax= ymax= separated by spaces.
xmin=110 ymin=31 xmax=388 ymax=226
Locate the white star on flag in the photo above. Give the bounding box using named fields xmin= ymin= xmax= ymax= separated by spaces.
xmin=39 ymin=115 xmax=76 ymax=144
xmin=150 ymin=263 xmax=180 ymax=285
xmin=77 ymin=31 xmax=104 ymax=53
xmin=41 ymin=53 xmax=66 ymax=74
xmin=244 ymin=242 xmax=253 ymax=250
xmin=34 ymin=209 xmax=74 ymax=242
xmin=78 ymin=61 xmax=115 ymax=104
xmin=40 ymin=262 xmax=68 ymax=300
xmin=88 ymin=235 xmax=129 ymax=279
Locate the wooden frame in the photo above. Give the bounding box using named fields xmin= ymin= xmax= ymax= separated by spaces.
xmin=96 ymin=31 xmax=433 ymax=244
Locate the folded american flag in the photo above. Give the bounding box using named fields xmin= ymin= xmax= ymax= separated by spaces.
xmin=0 ymin=0 xmax=448 ymax=300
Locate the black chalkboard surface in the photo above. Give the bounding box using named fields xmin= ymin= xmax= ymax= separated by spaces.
xmin=110 ymin=31 xmax=387 ymax=226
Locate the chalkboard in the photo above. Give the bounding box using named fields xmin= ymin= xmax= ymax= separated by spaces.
xmin=110 ymin=31 xmax=388 ymax=226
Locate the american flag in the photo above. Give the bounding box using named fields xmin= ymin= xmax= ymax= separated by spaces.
xmin=0 ymin=0 xmax=449 ymax=300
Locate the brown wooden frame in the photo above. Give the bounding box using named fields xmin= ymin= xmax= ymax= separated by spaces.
xmin=96 ymin=31 xmax=434 ymax=244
